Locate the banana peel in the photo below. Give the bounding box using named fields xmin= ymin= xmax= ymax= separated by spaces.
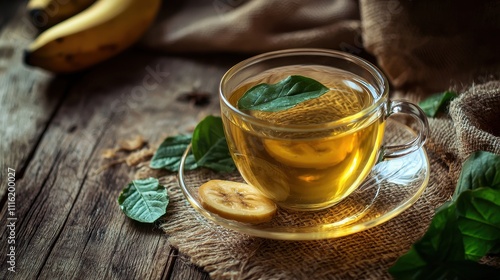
xmin=27 ymin=0 xmax=97 ymax=29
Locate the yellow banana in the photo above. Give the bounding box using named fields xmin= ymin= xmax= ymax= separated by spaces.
xmin=27 ymin=0 xmax=97 ymax=29
xmin=24 ymin=0 xmax=161 ymax=73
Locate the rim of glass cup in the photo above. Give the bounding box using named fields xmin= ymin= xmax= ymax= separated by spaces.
xmin=219 ymin=48 xmax=390 ymax=132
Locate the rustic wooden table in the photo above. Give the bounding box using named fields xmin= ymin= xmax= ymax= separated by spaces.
xmin=0 ymin=1 xmax=245 ymax=279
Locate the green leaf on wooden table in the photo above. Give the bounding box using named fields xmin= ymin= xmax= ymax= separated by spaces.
xmin=237 ymin=75 xmax=329 ymax=112
xmin=192 ymin=115 xmax=236 ymax=172
xmin=418 ymin=91 xmax=458 ymax=118
xmin=149 ymin=134 xmax=197 ymax=172
xmin=389 ymin=151 xmax=500 ymax=279
xmin=118 ymin=177 xmax=169 ymax=223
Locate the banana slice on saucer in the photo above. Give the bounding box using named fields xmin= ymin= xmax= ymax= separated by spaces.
xmin=198 ymin=180 xmax=277 ymax=224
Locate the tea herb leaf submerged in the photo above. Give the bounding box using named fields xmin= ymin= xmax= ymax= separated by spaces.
xmin=237 ymin=75 xmax=329 ymax=112
xmin=389 ymin=151 xmax=500 ymax=279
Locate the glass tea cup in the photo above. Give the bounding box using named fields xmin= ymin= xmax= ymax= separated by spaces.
xmin=219 ymin=49 xmax=429 ymax=211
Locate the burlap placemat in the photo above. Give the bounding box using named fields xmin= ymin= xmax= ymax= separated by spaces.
xmin=154 ymin=79 xmax=500 ymax=280
xmin=137 ymin=0 xmax=500 ymax=278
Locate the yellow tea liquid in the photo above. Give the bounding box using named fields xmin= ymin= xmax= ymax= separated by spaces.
xmin=222 ymin=65 xmax=385 ymax=210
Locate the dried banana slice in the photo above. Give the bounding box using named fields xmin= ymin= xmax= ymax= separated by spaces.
xmin=242 ymin=157 xmax=290 ymax=202
xmin=263 ymin=133 xmax=357 ymax=168
xmin=198 ymin=180 xmax=277 ymax=224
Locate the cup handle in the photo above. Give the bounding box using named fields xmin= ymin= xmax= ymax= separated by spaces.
xmin=380 ymin=100 xmax=429 ymax=160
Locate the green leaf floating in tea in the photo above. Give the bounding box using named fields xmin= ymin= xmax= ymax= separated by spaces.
xmin=237 ymin=75 xmax=329 ymax=112
xmin=418 ymin=91 xmax=458 ymax=118
xmin=118 ymin=177 xmax=169 ymax=223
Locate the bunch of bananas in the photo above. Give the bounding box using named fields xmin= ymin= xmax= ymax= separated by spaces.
xmin=24 ymin=0 xmax=161 ymax=73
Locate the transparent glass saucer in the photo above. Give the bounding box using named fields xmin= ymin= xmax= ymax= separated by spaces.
xmin=177 ymin=119 xmax=430 ymax=240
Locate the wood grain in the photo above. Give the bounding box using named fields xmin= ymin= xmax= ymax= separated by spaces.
xmin=0 ymin=2 xmax=241 ymax=279
xmin=0 ymin=0 xmax=70 ymax=197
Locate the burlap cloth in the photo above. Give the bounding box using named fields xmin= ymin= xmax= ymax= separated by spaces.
xmin=142 ymin=0 xmax=500 ymax=279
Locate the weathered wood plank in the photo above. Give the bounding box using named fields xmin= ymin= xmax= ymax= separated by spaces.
xmin=35 ymin=53 xmax=231 ymax=279
xmin=0 ymin=1 xmax=245 ymax=279
xmin=170 ymin=254 xmax=211 ymax=280
xmin=0 ymin=10 xmax=73 ymax=280
xmin=0 ymin=0 xmax=70 ymax=196
xmin=1 ymin=44 xmax=239 ymax=279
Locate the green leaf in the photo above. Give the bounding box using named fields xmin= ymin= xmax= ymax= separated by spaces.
xmin=390 ymin=151 xmax=500 ymax=279
xmin=456 ymin=188 xmax=500 ymax=261
xmin=387 ymin=248 xmax=428 ymax=279
xmin=389 ymin=199 xmax=500 ymax=279
xmin=389 ymin=203 xmax=463 ymax=279
xmin=418 ymin=91 xmax=457 ymax=118
xmin=390 ymin=258 xmax=499 ymax=280
xmin=454 ymin=151 xmax=500 ymax=199
xmin=149 ymin=116 xmax=236 ymax=173
xmin=149 ymin=134 xmax=198 ymax=172
xmin=191 ymin=115 xmax=236 ymax=172
xmin=413 ymin=202 xmax=465 ymax=263
xmin=237 ymin=75 xmax=329 ymax=112
xmin=118 ymin=178 xmax=169 ymax=223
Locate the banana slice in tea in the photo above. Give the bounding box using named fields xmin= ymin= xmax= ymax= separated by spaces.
xmin=198 ymin=180 xmax=277 ymax=224
xmin=263 ymin=133 xmax=357 ymax=169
